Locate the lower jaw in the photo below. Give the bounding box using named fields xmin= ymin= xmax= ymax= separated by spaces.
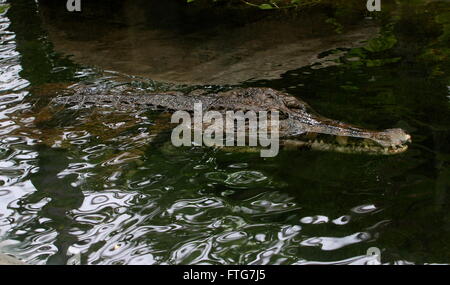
xmin=282 ymin=140 xmax=409 ymax=155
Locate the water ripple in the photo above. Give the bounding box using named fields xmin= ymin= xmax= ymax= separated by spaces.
xmin=0 ymin=0 xmax=444 ymax=265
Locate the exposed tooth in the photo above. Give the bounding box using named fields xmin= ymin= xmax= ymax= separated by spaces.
xmin=305 ymin=132 xmax=318 ymax=140
xmin=336 ymin=136 xmax=348 ymax=146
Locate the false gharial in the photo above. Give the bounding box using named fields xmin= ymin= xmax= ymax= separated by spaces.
xmin=51 ymin=86 xmax=411 ymax=155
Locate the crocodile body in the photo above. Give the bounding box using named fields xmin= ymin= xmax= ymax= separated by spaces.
xmin=51 ymin=87 xmax=411 ymax=155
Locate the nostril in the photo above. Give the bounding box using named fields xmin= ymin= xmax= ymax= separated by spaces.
xmin=404 ymin=134 xmax=412 ymax=143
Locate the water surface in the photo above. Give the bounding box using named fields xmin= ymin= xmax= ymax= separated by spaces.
xmin=0 ymin=0 xmax=449 ymax=265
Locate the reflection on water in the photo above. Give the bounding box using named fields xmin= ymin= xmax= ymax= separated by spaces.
xmin=37 ymin=0 xmax=378 ymax=85
xmin=0 ymin=0 xmax=449 ymax=265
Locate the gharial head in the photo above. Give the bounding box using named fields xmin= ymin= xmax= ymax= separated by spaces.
xmin=248 ymin=87 xmax=411 ymax=155
xmin=281 ymin=116 xmax=412 ymax=155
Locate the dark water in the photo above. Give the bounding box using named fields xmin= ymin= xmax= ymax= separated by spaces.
xmin=0 ymin=0 xmax=449 ymax=264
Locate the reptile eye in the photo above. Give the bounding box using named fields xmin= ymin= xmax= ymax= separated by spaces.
xmin=278 ymin=111 xmax=289 ymax=120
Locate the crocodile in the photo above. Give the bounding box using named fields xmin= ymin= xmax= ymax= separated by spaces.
xmin=51 ymin=87 xmax=411 ymax=155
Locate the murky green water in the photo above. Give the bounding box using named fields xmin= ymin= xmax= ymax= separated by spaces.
xmin=0 ymin=0 xmax=449 ymax=265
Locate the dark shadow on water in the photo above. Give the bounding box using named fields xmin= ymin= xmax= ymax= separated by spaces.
xmin=26 ymin=145 xmax=85 ymax=265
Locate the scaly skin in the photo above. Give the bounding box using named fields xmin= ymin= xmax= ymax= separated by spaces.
xmin=51 ymin=87 xmax=411 ymax=155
